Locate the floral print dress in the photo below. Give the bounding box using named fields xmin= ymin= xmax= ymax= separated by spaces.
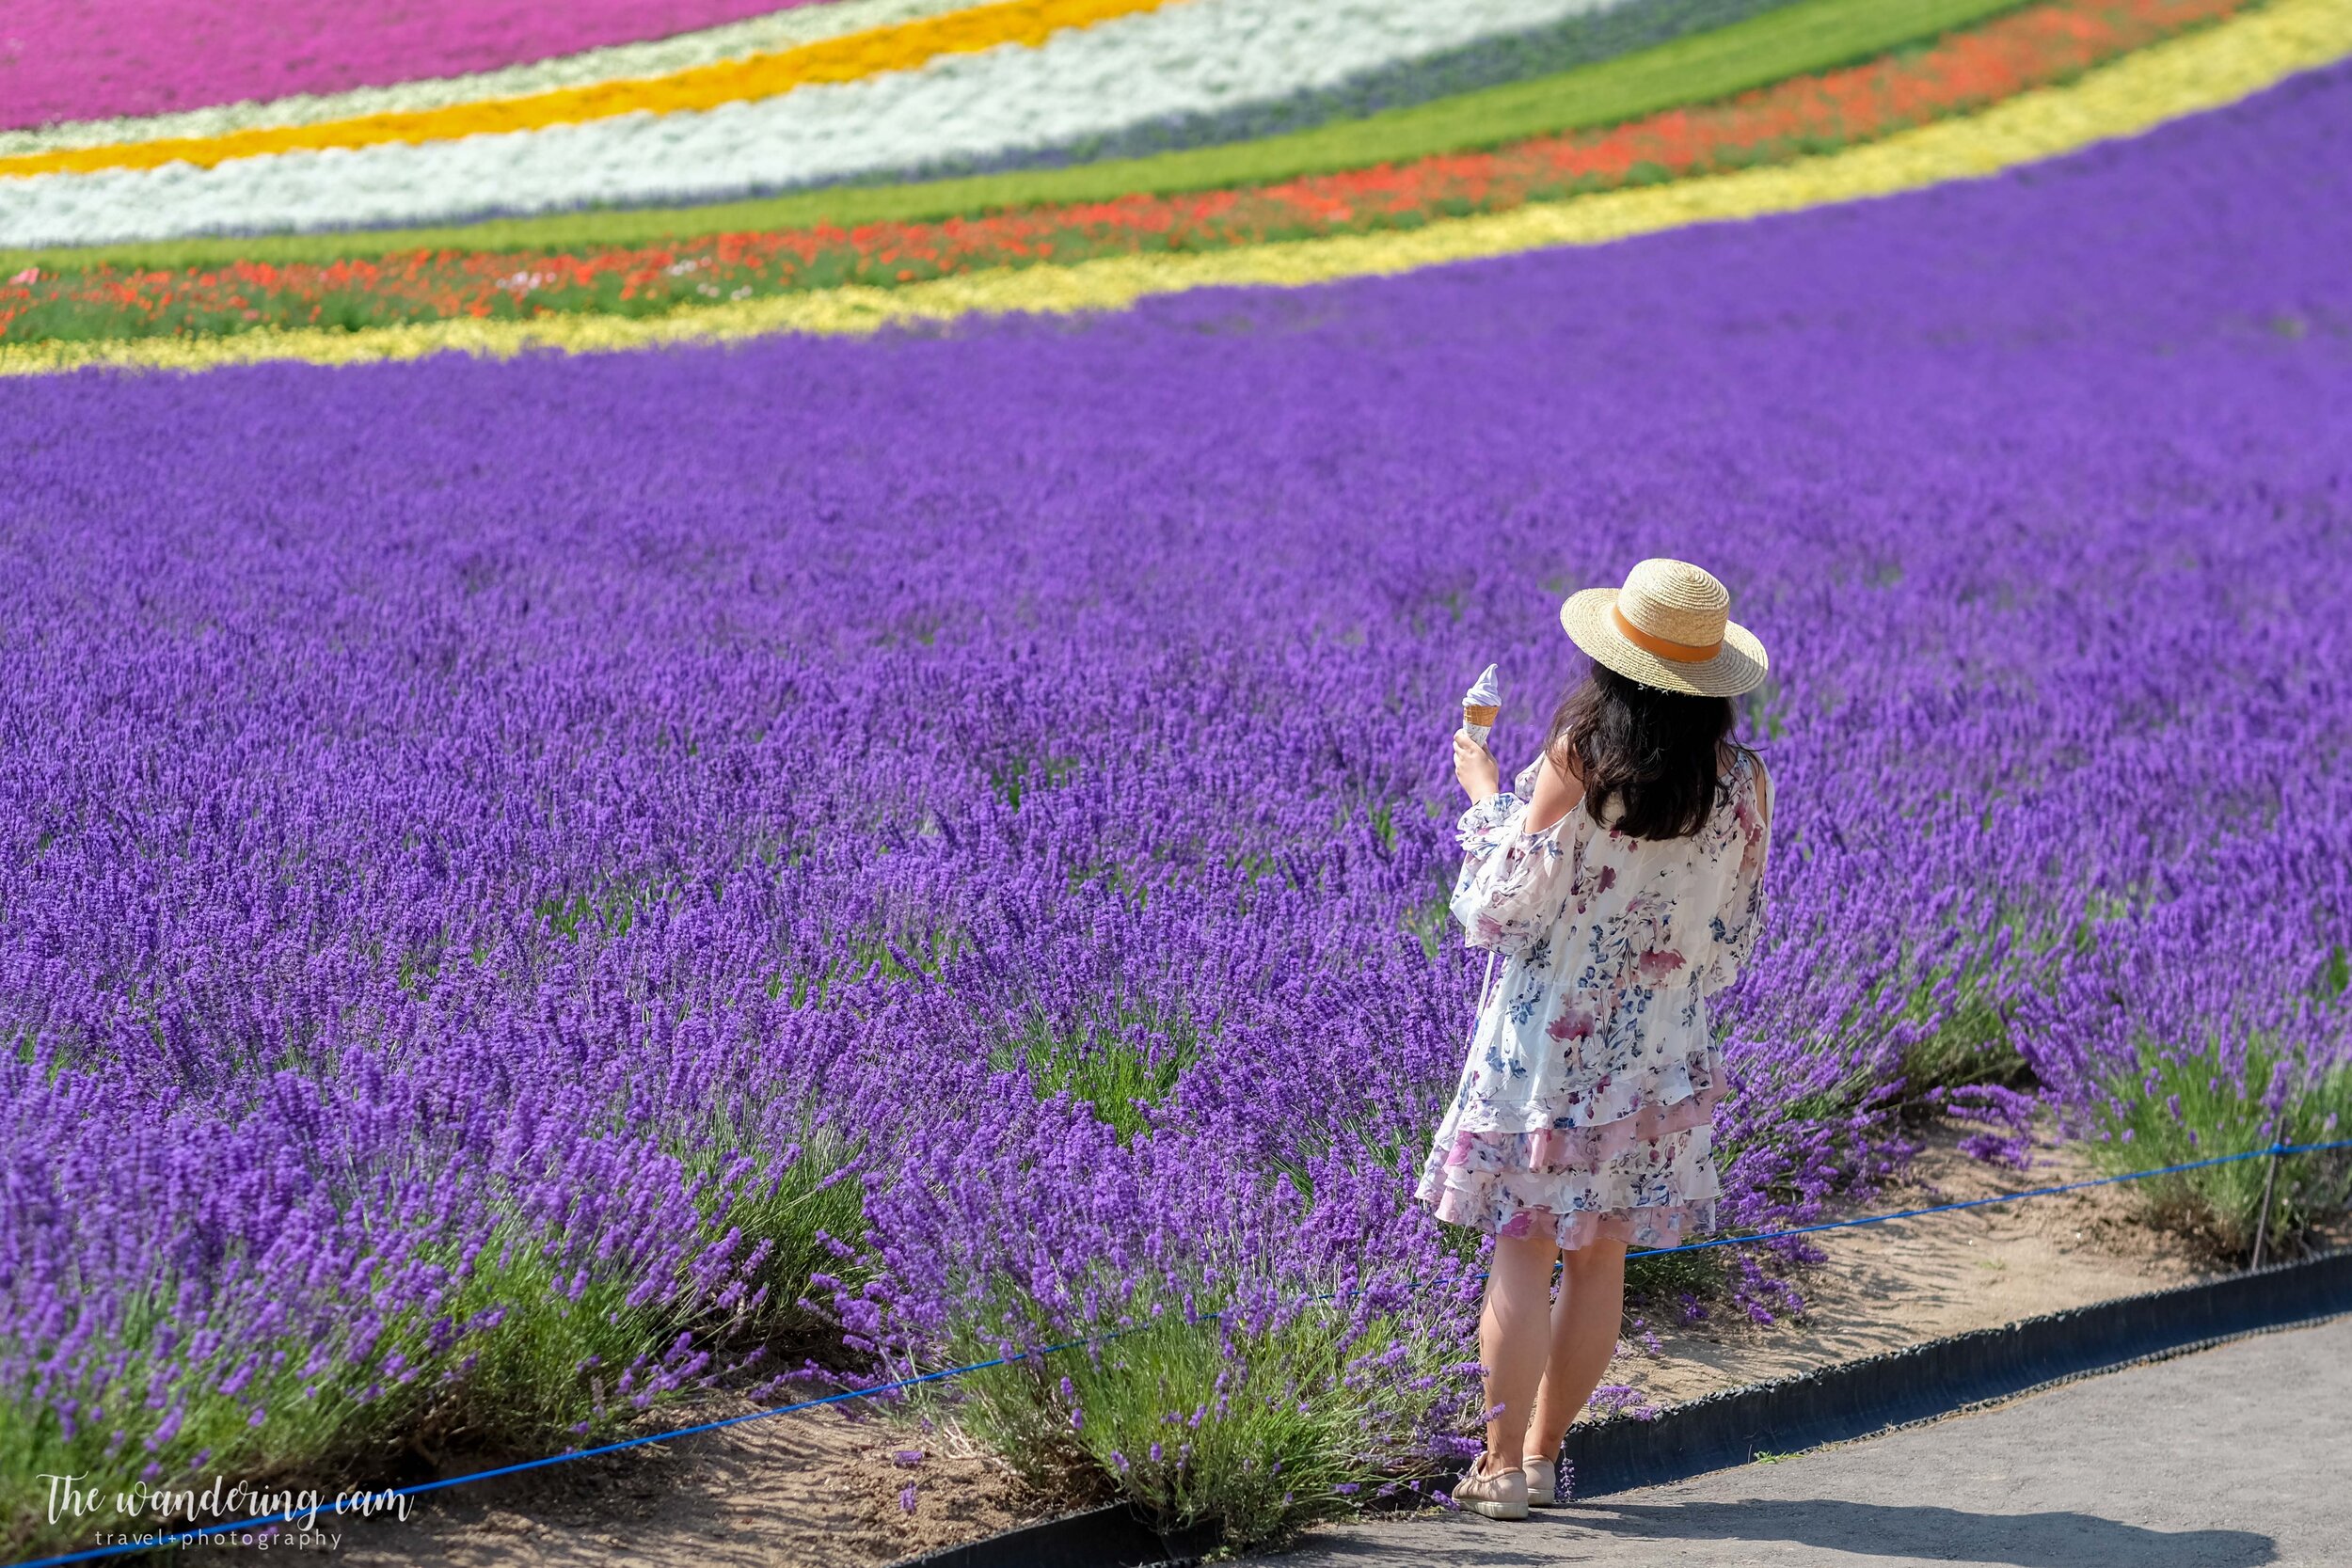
xmin=1416 ymin=747 xmax=1773 ymax=1251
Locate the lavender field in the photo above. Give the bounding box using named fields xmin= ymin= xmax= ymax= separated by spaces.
xmin=6 ymin=60 xmax=2352 ymax=1553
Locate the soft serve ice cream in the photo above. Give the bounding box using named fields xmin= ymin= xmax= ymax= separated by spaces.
xmin=1460 ymin=663 xmax=1501 ymax=744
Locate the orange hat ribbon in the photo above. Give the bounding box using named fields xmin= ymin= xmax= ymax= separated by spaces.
xmin=1612 ymin=604 xmax=1722 ymax=663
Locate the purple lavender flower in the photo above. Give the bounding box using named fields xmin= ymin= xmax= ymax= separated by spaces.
xmin=0 ymin=57 xmax=2349 ymax=1543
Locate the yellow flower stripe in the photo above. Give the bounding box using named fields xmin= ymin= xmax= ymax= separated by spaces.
xmin=0 ymin=0 xmax=1173 ymax=181
xmin=8 ymin=0 xmax=2344 ymax=379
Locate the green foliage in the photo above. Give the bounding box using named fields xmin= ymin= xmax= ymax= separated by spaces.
xmin=998 ymin=1001 xmax=1201 ymax=1141
xmin=535 ymin=883 xmax=643 ymax=942
xmin=1887 ymin=894 xmax=2138 ymax=1103
xmin=0 ymin=0 xmax=2028 ymax=275
xmin=940 ymin=1289 xmax=1469 ymax=1553
xmin=0 ymin=1132 xmax=863 ymax=1560
xmin=675 ymin=1124 xmax=872 ymax=1335
xmin=2 ymin=1241 xmax=625 ymax=1557
xmin=850 ymin=919 xmax=963 ymax=983
xmin=771 ymin=917 xmax=963 ymax=1004
xmin=1876 ymin=886 xmax=2147 ymax=1106
xmin=1403 ymin=863 xmax=1459 ymax=962
xmin=1739 ymin=677 xmax=1791 ymax=741
xmin=2083 ymin=1038 xmax=2352 ymax=1256
xmin=1626 ymin=1243 xmax=1728 ymax=1304
xmin=990 ymin=750 xmax=1080 ymax=810
xmin=1899 ymin=957 xmax=2034 ymax=1096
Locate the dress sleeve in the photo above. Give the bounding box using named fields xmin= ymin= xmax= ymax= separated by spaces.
xmin=1450 ymin=790 xmax=1575 ymax=956
xmin=1699 ymin=760 xmax=1775 ymax=997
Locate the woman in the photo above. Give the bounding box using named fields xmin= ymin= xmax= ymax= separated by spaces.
xmin=1422 ymin=558 xmax=1774 ymax=1519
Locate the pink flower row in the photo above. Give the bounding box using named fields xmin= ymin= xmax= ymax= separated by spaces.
xmin=2 ymin=0 xmax=824 ymax=132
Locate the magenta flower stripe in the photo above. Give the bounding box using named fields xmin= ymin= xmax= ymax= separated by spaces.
xmin=0 ymin=0 xmax=830 ymax=131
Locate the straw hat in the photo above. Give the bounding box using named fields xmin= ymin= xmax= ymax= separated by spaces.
xmin=1560 ymin=558 xmax=1769 ymax=698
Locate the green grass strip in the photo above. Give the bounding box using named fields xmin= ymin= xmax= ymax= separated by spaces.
xmin=1 ymin=0 xmax=2028 ymax=276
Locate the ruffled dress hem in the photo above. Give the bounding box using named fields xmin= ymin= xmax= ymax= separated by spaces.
xmin=1413 ymin=1077 xmax=1726 ymax=1252
xmin=1422 ymin=1191 xmax=1716 ymax=1252
xmin=1438 ymin=1073 xmax=1723 ymax=1166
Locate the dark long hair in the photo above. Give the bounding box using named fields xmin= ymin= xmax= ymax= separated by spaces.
xmin=1547 ymin=664 xmax=1749 ymax=841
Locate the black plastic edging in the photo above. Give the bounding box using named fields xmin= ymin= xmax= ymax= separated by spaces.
xmin=896 ymin=1248 xmax=2352 ymax=1566
xmin=1561 ymin=1246 xmax=2352 ymax=1497
xmin=893 ymin=1504 xmax=1220 ymax=1568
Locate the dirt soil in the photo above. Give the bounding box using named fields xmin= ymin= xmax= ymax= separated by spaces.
xmin=324 ymin=1400 xmax=1051 ymax=1568
xmin=1613 ymin=1125 xmax=2234 ymax=1408
xmin=297 ymin=1126 xmax=2315 ymax=1566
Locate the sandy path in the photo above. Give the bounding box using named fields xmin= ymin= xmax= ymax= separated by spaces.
xmin=328 ymin=1401 xmax=1049 ymax=1567
xmin=1617 ymin=1129 xmax=2226 ymax=1407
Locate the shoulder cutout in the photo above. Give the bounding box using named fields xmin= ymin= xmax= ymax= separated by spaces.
xmin=1526 ymin=752 xmax=1585 ymax=835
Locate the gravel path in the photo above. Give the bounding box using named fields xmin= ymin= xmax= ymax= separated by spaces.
xmin=1284 ymin=1312 xmax=2352 ymax=1567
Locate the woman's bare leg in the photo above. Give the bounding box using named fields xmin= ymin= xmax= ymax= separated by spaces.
xmin=1478 ymin=1230 xmax=1561 ymax=1468
xmin=1524 ymin=1238 xmax=1628 ymax=1465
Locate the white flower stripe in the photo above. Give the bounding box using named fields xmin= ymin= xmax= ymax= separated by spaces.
xmin=0 ymin=0 xmax=1634 ymax=248
xmin=851 ymin=0 xmax=1794 ymax=183
xmin=0 ymin=0 xmax=984 ymax=159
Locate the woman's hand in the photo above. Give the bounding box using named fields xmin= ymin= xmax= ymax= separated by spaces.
xmin=1454 ymin=731 xmax=1501 ymax=803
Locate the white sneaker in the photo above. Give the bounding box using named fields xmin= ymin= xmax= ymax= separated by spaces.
xmin=1454 ymin=1455 xmax=1529 ymax=1520
xmin=1523 ymin=1456 xmax=1563 ymax=1507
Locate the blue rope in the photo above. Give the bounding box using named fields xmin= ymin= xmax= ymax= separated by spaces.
xmin=5 ymin=1347 xmax=1095 ymax=1568
xmin=10 ymin=1134 xmax=2349 ymax=1568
